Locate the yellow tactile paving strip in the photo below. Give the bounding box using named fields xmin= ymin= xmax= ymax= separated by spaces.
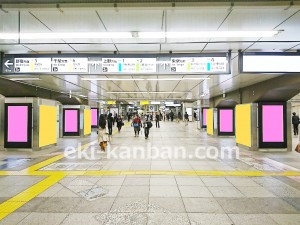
xmin=0 ymin=175 xmax=64 ymax=220
xmin=0 ymin=122 xmax=300 ymax=221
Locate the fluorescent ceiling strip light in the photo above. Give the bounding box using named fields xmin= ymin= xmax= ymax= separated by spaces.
xmin=19 ymin=32 xmax=132 ymax=39
xmin=107 ymin=91 xmax=187 ymax=94
xmin=147 ymin=78 xmax=210 ymax=81
xmin=166 ymin=31 xmax=279 ymax=38
xmin=0 ymin=31 xmax=279 ymax=40
xmin=9 ymin=77 xmax=41 ymax=81
xmin=81 ymin=78 xmax=144 ymax=81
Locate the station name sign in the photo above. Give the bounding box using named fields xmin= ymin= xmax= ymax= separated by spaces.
xmin=2 ymin=53 xmax=230 ymax=75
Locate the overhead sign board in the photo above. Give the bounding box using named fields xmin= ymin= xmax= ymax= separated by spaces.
xmin=240 ymin=52 xmax=300 ymax=73
xmin=1 ymin=53 xmax=230 ymax=75
xmin=102 ymin=58 xmax=156 ymax=73
xmin=14 ymin=58 xmax=51 ymax=73
xmin=170 ymin=57 xmax=227 ymax=73
xmin=52 ymin=58 xmax=88 ymax=73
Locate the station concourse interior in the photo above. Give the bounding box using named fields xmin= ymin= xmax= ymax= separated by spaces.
xmin=1 ymin=0 xmax=300 ymax=224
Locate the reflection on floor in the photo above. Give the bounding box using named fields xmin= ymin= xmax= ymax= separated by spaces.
xmin=0 ymin=121 xmax=300 ymax=225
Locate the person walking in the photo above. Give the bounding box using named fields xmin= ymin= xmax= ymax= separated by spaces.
xmin=116 ymin=115 xmax=124 ymax=132
xmin=98 ymin=115 xmax=108 ymax=152
xmin=127 ymin=112 xmax=131 ymax=122
xmin=155 ymin=112 xmax=160 ymax=128
xmin=184 ymin=112 xmax=189 ymax=126
xmin=107 ymin=113 xmax=113 ymax=141
xmin=143 ymin=116 xmax=152 ymax=139
xmin=292 ymin=112 xmax=300 ymax=136
xmin=132 ymin=114 xmax=142 ymax=137
xmin=170 ymin=110 xmax=174 ymax=122
xmin=177 ymin=111 xmax=181 ymax=123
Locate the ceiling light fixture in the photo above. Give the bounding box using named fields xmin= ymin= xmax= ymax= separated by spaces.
xmin=9 ymin=77 xmax=41 ymax=81
xmin=107 ymin=91 xmax=187 ymax=94
xmin=0 ymin=30 xmax=280 ymax=40
xmin=166 ymin=31 xmax=280 ymax=38
xmin=81 ymin=78 xmax=145 ymax=81
xmin=147 ymin=78 xmax=210 ymax=81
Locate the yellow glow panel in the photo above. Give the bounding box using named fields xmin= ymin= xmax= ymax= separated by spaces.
xmin=207 ymin=108 xmax=214 ymax=135
xmin=140 ymin=101 xmax=149 ymax=105
xmin=84 ymin=109 xmax=91 ymax=135
xmin=39 ymin=105 xmax=57 ymax=148
xmin=236 ymin=104 xmax=252 ymax=147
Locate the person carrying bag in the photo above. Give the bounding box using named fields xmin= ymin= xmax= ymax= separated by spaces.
xmin=98 ymin=115 xmax=108 ymax=152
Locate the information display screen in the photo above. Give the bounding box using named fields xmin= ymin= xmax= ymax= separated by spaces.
xmin=258 ymin=103 xmax=287 ymax=148
xmin=91 ymin=108 xmax=99 ymax=128
xmin=63 ymin=109 xmax=80 ymax=136
xmin=217 ymin=108 xmax=235 ymax=136
xmin=4 ymin=103 xmax=32 ymax=148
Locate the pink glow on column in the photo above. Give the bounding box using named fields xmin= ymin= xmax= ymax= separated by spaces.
xmin=220 ymin=109 xmax=233 ymax=132
xmin=8 ymin=106 xmax=28 ymax=142
xmin=91 ymin=109 xmax=98 ymax=126
xmin=203 ymin=109 xmax=207 ymax=126
xmin=64 ymin=110 xmax=78 ymax=132
xmin=262 ymin=105 xmax=284 ymax=142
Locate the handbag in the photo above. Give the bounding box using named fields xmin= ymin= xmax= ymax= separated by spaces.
xmin=295 ymin=143 xmax=300 ymax=153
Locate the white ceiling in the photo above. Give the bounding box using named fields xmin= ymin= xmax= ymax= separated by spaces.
xmin=0 ymin=3 xmax=300 ymax=102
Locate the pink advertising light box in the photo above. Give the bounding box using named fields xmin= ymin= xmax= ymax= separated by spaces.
xmin=219 ymin=109 xmax=233 ymax=132
xmin=7 ymin=106 xmax=28 ymax=142
xmin=262 ymin=105 xmax=284 ymax=143
xmin=64 ymin=109 xmax=79 ymax=132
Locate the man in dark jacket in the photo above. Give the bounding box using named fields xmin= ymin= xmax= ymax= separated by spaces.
xmin=292 ymin=112 xmax=300 ymax=135
xmin=155 ymin=112 xmax=160 ymax=128
xmin=170 ymin=110 xmax=174 ymax=122
xmin=184 ymin=112 xmax=189 ymax=126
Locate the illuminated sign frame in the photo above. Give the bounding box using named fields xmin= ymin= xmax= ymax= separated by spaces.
xmin=91 ymin=108 xmax=99 ymax=128
xmin=62 ymin=109 xmax=80 ymax=136
xmin=217 ymin=108 xmax=235 ymax=136
xmin=201 ymin=107 xmax=208 ymax=128
xmin=258 ymin=102 xmax=287 ymax=148
xmin=4 ymin=103 xmax=32 ymax=148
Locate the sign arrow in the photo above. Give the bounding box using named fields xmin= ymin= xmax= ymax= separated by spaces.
xmin=4 ymin=60 xmax=13 ymax=69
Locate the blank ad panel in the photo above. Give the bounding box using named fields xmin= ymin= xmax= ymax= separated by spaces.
xmin=91 ymin=108 xmax=98 ymax=126
xmin=203 ymin=109 xmax=207 ymax=126
xmin=262 ymin=105 xmax=284 ymax=142
xmin=220 ymin=109 xmax=233 ymax=132
xmin=64 ymin=109 xmax=78 ymax=133
xmin=8 ymin=106 xmax=28 ymax=142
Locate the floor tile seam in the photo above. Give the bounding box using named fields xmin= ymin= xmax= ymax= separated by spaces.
xmin=173 ymin=172 xmax=191 ymax=224
xmin=107 ymin=175 xmax=126 ymax=215
xmin=0 ymin=174 xmax=65 ymax=221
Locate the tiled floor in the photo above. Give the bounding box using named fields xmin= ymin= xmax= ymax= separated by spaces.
xmin=1 ymin=121 xmax=300 ymax=224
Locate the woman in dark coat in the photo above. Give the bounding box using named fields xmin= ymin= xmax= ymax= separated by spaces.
xmin=116 ymin=115 xmax=124 ymax=132
xmin=107 ymin=113 xmax=113 ymax=141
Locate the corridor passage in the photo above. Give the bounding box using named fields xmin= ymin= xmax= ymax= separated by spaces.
xmin=1 ymin=121 xmax=300 ymax=225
